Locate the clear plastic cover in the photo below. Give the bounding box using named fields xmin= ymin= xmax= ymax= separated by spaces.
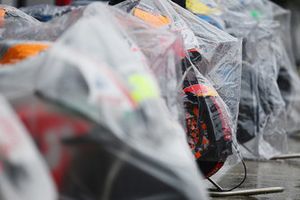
xmin=286 ymin=1 xmax=300 ymax=64
xmin=195 ymin=0 xmax=298 ymax=159
xmin=0 ymin=5 xmax=40 ymax=39
xmin=0 ymin=40 xmax=50 ymax=65
xmin=0 ymin=3 xmax=209 ymax=200
xmin=104 ymin=7 xmax=185 ymax=122
xmin=214 ymin=0 xmax=295 ymax=64
xmin=0 ymin=94 xmax=57 ymax=200
xmin=212 ymin=0 xmax=300 ymax=137
xmin=237 ymin=21 xmax=288 ymax=159
xmin=2 ymin=3 xmax=240 ymax=176
xmin=185 ymin=0 xmax=225 ymax=30
xmin=20 ymin=4 xmax=75 ymax=22
xmin=0 ymin=6 xmax=84 ymax=41
xmin=170 ymin=2 xmax=242 ymax=131
xmin=117 ymin=0 xmax=242 ymax=132
xmin=116 ymin=0 xmax=243 ymax=181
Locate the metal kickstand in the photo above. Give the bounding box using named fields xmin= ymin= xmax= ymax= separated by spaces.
xmin=207 ymin=159 xmax=284 ymax=197
xmin=271 ymin=153 xmax=300 ymax=160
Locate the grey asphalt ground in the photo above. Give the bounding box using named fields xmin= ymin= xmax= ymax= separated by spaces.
xmin=211 ymin=134 xmax=300 ymax=200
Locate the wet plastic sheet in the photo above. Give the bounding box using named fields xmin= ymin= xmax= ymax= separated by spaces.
xmin=171 ymin=1 xmax=242 ymax=130
xmin=0 ymin=5 xmax=84 ymax=41
xmin=215 ymin=0 xmax=300 ymax=135
xmin=0 ymin=40 xmax=50 ymax=65
xmin=20 ymin=4 xmax=75 ymax=22
xmin=272 ymin=27 xmax=300 ymax=136
xmin=102 ymin=7 xmax=185 ymax=122
xmin=115 ymin=0 xmax=242 ymax=183
xmin=286 ymin=1 xmax=300 ymax=64
xmin=0 ymin=94 xmax=57 ymax=200
xmin=186 ymin=0 xmax=296 ymax=158
xmin=203 ymin=0 xmax=292 ymax=159
xmin=216 ymin=0 xmax=294 ymax=63
xmin=0 ymin=3 xmax=209 ymax=200
xmin=117 ymin=0 xmax=242 ymax=133
xmin=185 ymin=0 xmax=225 ymax=30
xmin=268 ymin=2 xmax=300 ymax=135
xmin=287 ymin=1 xmax=300 ymax=133
xmin=0 ymin=5 xmax=181 ymax=123
xmin=2 ymin=3 xmax=239 ymax=174
xmin=0 ymin=5 xmax=40 ymax=39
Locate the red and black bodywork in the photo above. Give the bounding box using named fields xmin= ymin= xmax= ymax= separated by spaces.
xmin=182 ymin=50 xmax=233 ymax=177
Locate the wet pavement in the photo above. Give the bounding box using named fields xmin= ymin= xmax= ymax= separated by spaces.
xmin=211 ymin=135 xmax=300 ymax=200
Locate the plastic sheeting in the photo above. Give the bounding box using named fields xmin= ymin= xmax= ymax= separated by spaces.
xmin=222 ymin=0 xmax=300 ymax=157
xmin=0 ymin=5 xmax=84 ymax=41
xmin=0 ymin=40 xmax=50 ymax=65
xmin=0 ymin=5 xmax=40 ymax=38
xmin=0 ymin=94 xmax=57 ymax=200
xmin=286 ymin=1 xmax=300 ymax=64
xmin=236 ymin=22 xmax=288 ymax=159
xmin=185 ymin=0 xmax=225 ymax=30
xmin=20 ymin=4 xmax=75 ymax=22
xmin=190 ymin=0 xmax=300 ymax=159
xmin=0 ymin=1 xmax=243 ymax=179
xmin=0 ymin=3 xmax=209 ymax=200
xmin=216 ymin=0 xmax=300 ymax=135
xmin=100 ymin=6 xmax=184 ymax=122
xmin=171 ymin=1 xmax=242 ymax=130
xmin=117 ymin=0 xmax=242 ymax=134
xmin=282 ymin=1 xmax=300 ymax=135
xmin=2 ymin=4 xmax=184 ymax=121
xmin=116 ymin=0 xmax=242 ymax=180
xmin=216 ymin=0 xmax=294 ymax=63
